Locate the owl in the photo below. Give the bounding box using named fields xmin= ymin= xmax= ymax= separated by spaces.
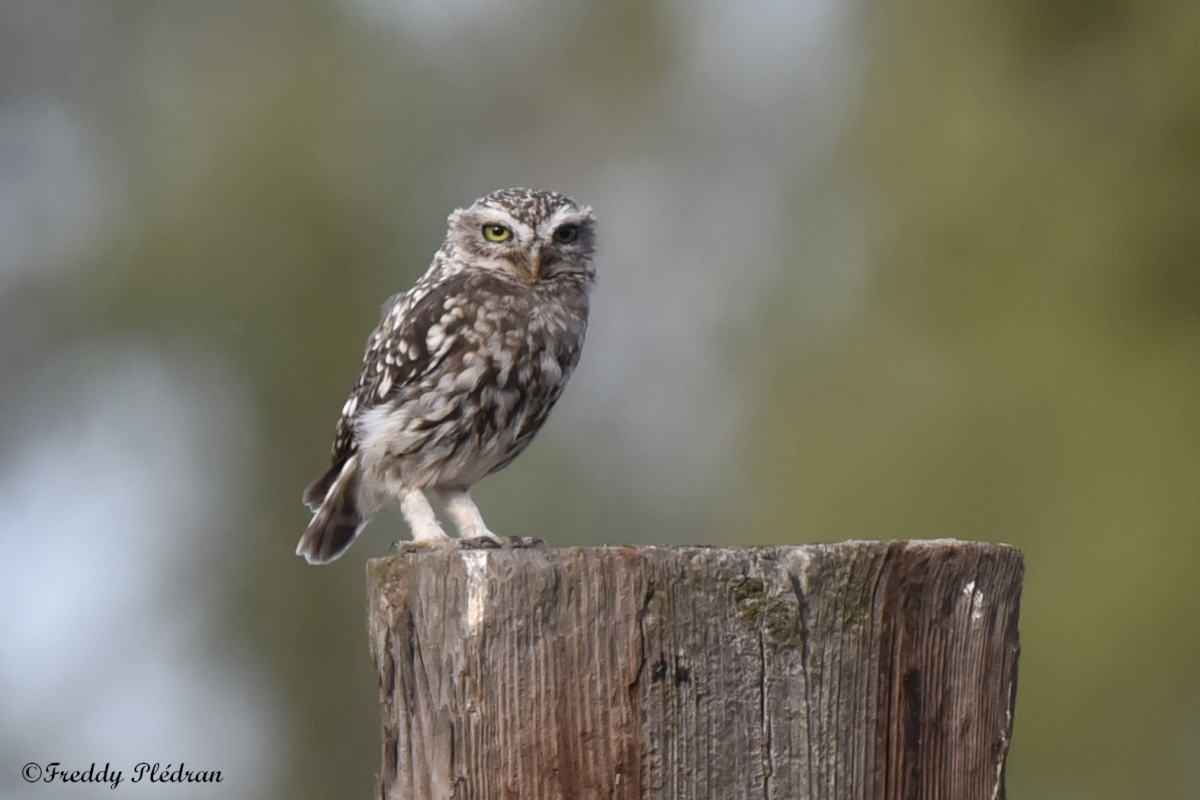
xmin=297 ymin=188 xmax=597 ymax=564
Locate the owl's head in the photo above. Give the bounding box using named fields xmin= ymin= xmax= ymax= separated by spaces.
xmin=445 ymin=188 xmax=596 ymax=284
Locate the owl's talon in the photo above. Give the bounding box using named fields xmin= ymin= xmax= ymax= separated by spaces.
xmin=502 ymin=536 xmax=544 ymax=549
xmin=457 ymin=535 xmax=503 ymax=550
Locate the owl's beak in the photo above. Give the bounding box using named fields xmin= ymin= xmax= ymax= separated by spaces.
xmin=526 ymin=245 xmax=545 ymax=282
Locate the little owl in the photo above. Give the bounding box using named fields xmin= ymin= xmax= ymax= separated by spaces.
xmin=297 ymin=188 xmax=596 ymax=564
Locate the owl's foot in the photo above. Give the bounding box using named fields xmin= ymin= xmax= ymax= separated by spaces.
xmin=500 ymin=535 xmax=544 ymax=549
xmin=456 ymin=533 xmax=503 ymax=550
xmin=455 ymin=534 xmax=544 ymax=550
xmin=389 ymin=537 xmax=454 ymax=554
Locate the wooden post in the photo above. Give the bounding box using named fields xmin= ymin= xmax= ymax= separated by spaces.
xmin=367 ymin=540 xmax=1023 ymax=800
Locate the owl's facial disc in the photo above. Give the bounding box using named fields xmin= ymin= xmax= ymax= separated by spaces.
xmin=450 ymin=195 xmax=595 ymax=284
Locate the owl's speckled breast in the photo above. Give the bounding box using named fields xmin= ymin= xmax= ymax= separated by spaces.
xmin=356 ymin=271 xmax=589 ymax=494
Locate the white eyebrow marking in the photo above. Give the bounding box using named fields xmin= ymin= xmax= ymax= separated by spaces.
xmin=539 ymin=206 xmax=585 ymax=236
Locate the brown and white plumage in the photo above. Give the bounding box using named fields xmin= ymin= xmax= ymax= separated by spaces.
xmin=298 ymin=188 xmax=596 ymax=564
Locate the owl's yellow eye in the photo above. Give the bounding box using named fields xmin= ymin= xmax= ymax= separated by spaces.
xmin=552 ymin=224 xmax=579 ymax=244
xmin=482 ymin=224 xmax=512 ymax=242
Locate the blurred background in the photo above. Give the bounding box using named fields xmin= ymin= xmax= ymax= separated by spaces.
xmin=1 ymin=0 xmax=1198 ymax=797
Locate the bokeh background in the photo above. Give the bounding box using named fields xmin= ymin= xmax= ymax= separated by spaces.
xmin=2 ymin=0 xmax=1198 ymax=798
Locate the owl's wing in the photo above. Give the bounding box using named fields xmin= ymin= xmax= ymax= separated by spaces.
xmin=304 ymin=275 xmax=477 ymax=511
xmin=329 ymin=273 xmax=477 ymax=462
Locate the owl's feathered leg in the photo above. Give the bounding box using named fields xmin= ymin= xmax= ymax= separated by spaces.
xmin=400 ymin=489 xmax=452 ymax=543
xmin=297 ymin=458 xmax=368 ymax=564
xmin=439 ymin=489 xmax=501 ymax=543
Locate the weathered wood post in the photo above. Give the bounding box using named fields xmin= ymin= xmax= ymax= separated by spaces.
xmin=367 ymin=540 xmax=1023 ymax=799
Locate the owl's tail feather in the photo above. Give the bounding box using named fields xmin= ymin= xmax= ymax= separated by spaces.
xmin=302 ymin=461 xmax=341 ymax=511
xmin=297 ymin=458 xmax=367 ymax=565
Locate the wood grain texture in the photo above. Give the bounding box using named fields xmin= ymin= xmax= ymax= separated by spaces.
xmin=367 ymin=541 xmax=1023 ymax=800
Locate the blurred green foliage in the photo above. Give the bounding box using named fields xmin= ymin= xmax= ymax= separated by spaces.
xmin=6 ymin=0 xmax=1198 ymax=797
xmin=754 ymin=1 xmax=1200 ymax=798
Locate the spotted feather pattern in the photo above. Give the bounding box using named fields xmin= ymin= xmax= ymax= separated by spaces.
xmin=299 ymin=188 xmax=596 ymax=562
